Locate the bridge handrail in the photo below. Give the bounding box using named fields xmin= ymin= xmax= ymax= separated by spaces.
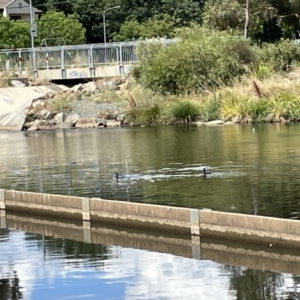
xmin=0 ymin=39 xmax=176 ymax=54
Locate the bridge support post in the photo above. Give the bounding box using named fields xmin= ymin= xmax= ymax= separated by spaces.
xmin=61 ymin=46 xmax=66 ymax=79
xmin=0 ymin=189 xmax=5 ymax=210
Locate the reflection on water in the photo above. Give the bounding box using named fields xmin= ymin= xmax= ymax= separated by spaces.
xmin=1 ymin=228 xmax=300 ymax=300
xmin=1 ymin=124 xmax=300 ymax=218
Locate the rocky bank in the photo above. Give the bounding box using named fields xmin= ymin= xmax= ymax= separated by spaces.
xmin=23 ymin=77 xmax=129 ymax=131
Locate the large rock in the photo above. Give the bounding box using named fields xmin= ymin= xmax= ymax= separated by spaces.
xmin=11 ymin=80 xmax=25 ymax=87
xmin=26 ymin=119 xmax=40 ymax=131
xmin=102 ymin=81 xmax=116 ymax=91
xmin=44 ymin=111 xmax=57 ymax=121
xmin=205 ymin=120 xmax=224 ymax=126
xmin=71 ymin=84 xmax=83 ymax=93
xmin=65 ymin=113 xmax=80 ymax=127
xmin=75 ymin=117 xmax=98 ymax=128
xmin=32 ymin=100 xmax=46 ymax=108
xmin=106 ymin=119 xmax=120 ymax=127
xmin=81 ymin=81 xmax=98 ymax=95
xmin=54 ymin=112 xmax=66 ymax=125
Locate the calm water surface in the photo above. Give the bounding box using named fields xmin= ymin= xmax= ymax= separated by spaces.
xmin=1 ymin=124 xmax=300 ymax=299
xmin=1 ymin=228 xmax=300 ymax=300
xmin=0 ymin=124 xmax=300 ymax=218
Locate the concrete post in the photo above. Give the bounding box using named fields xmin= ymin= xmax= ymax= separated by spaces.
xmin=82 ymin=197 xmax=90 ymax=221
xmin=0 ymin=189 xmax=5 ymax=210
xmin=83 ymin=221 xmax=91 ymax=243
xmin=190 ymin=209 xmax=201 ymax=259
xmin=190 ymin=209 xmax=200 ymax=235
xmin=89 ymin=45 xmax=95 ymax=77
xmin=0 ymin=210 xmax=6 ymax=229
xmin=61 ymin=46 xmax=66 ymax=79
xmin=191 ymin=235 xmax=201 ymax=259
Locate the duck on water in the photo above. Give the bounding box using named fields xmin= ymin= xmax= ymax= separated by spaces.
xmin=203 ymin=168 xmax=211 ymax=179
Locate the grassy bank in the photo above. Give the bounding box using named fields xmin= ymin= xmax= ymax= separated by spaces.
xmin=116 ymin=27 xmax=300 ymax=126
xmin=19 ymin=25 xmax=300 ymax=126
xmin=45 ymin=70 xmax=300 ymax=126
xmin=119 ymin=71 xmax=300 ymax=125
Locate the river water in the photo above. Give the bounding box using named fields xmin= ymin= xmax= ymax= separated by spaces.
xmin=1 ymin=124 xmax=300 ymax=299
xmin=1 ymin=124 xmax=300 ymax=218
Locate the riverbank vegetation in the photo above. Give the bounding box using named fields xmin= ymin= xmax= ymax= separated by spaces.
xmin=3 ymin=0 xmax=300 ymax=125
xmin=117 ymin=25 xmax=300 ymax=125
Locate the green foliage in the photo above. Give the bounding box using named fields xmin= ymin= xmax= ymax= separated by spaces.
xmin=199 ymin=95 xmax=221 ymax=121
xmin=126 ymin=103 xmax=162 ymax=125
xmin=48 ymin=95 xmax=74 ymax=112
xmin=135 ymin=26 xmax=257 ymax=94
xmin=220 ymin=93 xmax=269 ymax=122
xmin=267 ymin=92 xmax=300 ymax=121
xmin=113 ymin=15 xmax=176 ymax=41
xmin=259 ymin=39 xmax=300 ymax=71
xmin=73 ymin=0 xmax=204 ymax=44
xmin=252 ymin=63 xmax=273 ymax=80
xmin=36 ymin=11 xmax=86 ymax=46
xmin=202 ymin=0 xmax=300 ymax=41
xmin=170 ymin=100 xmax=199 ymax=123
xmin=0 ymin=16 xmax=30 ymax=48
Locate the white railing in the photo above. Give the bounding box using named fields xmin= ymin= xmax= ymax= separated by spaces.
xmin=0 ymin=39 xmax=175 ymax=73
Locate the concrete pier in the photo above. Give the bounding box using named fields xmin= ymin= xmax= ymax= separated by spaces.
xmin=1 ymin=189 xmax=300 ymax=248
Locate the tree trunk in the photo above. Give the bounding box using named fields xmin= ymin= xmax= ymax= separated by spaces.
xmin=244 ymin=0 xmax=249 ymax=39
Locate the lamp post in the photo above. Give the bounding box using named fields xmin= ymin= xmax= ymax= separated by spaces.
xmin=103 ymin=5 xmax=120 ymax=63
xmin=29 ymin=0 xmax=37 ymax=76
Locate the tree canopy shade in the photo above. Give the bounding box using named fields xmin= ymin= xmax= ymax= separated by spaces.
xmin=203 ymin=0 xmax=300 ymax=41
xmin=73 ymin=0 xmax=205 ymax=43
xmin=6 ymin=0 xmax=300 ymax=48
xmin=36 ymin=11 xmax=86 ymax=46
xmin=113 ymin=15 xmax=176 ymax=41
xmin=0 ymin=16 xmax=30 ymax=49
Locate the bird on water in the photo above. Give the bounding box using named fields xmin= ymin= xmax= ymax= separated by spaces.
xmin=116 ymin=172 xmax=126 ymax=181
xmin=203 ymin=168 xmax=211 ymax=179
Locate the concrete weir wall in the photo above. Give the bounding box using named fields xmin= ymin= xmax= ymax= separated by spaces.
xmin=1 ymin=189 xmax=300 ymax=247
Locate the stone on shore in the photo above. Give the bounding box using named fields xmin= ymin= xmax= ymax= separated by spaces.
xmin=75 ymin=117 xmax=98 ymax=128
xmin=64 ymin=113 xmax=80 ymax=128
xmin=205 ymin=120 xmax=224 ymax=125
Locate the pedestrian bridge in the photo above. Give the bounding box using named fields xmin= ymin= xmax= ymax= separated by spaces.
xmin=0 ymin=39 xmax=174 ymax=80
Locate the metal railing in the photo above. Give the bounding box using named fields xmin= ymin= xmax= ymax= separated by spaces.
xmin=0 ymin=39 xmax=175 ymax=73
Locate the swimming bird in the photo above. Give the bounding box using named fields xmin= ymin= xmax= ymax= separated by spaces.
xmin=203 ymin=168 xmax=211 ymax=179
xmin=116 ymin=172 xmax=126 ymax=181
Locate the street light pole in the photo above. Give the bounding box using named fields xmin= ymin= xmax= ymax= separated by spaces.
xmin=103 ymin=5 xmax=120 ymax=63
xmin=29 ymin=0 xmax=37 ymax=76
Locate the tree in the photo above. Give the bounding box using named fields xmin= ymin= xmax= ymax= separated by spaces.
xmin=36 ymin=11 xmax=86 ymax=46
xmin=203 ymin=0 xmax=300 ymax=42
xmin=113 ymin=15 xmax=176 ymax=41
xmin=0 ymin=16 xmax=30 ymax=49
xmin=73 ymin=0 xmax=205 ymax=44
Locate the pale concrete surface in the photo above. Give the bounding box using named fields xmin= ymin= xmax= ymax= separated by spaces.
xmin=0 ymin=85 xmax=68 ymax=131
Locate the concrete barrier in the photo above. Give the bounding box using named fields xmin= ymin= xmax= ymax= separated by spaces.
xmin=4 ymin=212 xmax=300 ymax=275
xmin=90 ymin=197 xmax=193 ymax=234
xmin=199 ymin=210 xmax=300 ymax=247
xmin=2 ymin=189 xmax=300 ymax=247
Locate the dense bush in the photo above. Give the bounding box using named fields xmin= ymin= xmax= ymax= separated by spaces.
xmin=133 ymin=26 xmax=257 ymax=94
xmin=258 ymin=39 xmax=300 ymax=72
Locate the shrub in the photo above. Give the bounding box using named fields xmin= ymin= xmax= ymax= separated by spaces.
xmin=267 ymin=92 xmax=300 ymax=121
xmin=220 ymin=93 xmax=268 ymax=122
xmin=48 ymin=95 xmax=75 ymax=112
xmin=199 ymin=94 xmax=221 ymax=121
xmin=170 ymin=100 xmax=199 ymax=124
xmin=259 ymin=39 xmax=300 ymax=72
xmin=134 ymin=26 xmax=257 ymax=94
